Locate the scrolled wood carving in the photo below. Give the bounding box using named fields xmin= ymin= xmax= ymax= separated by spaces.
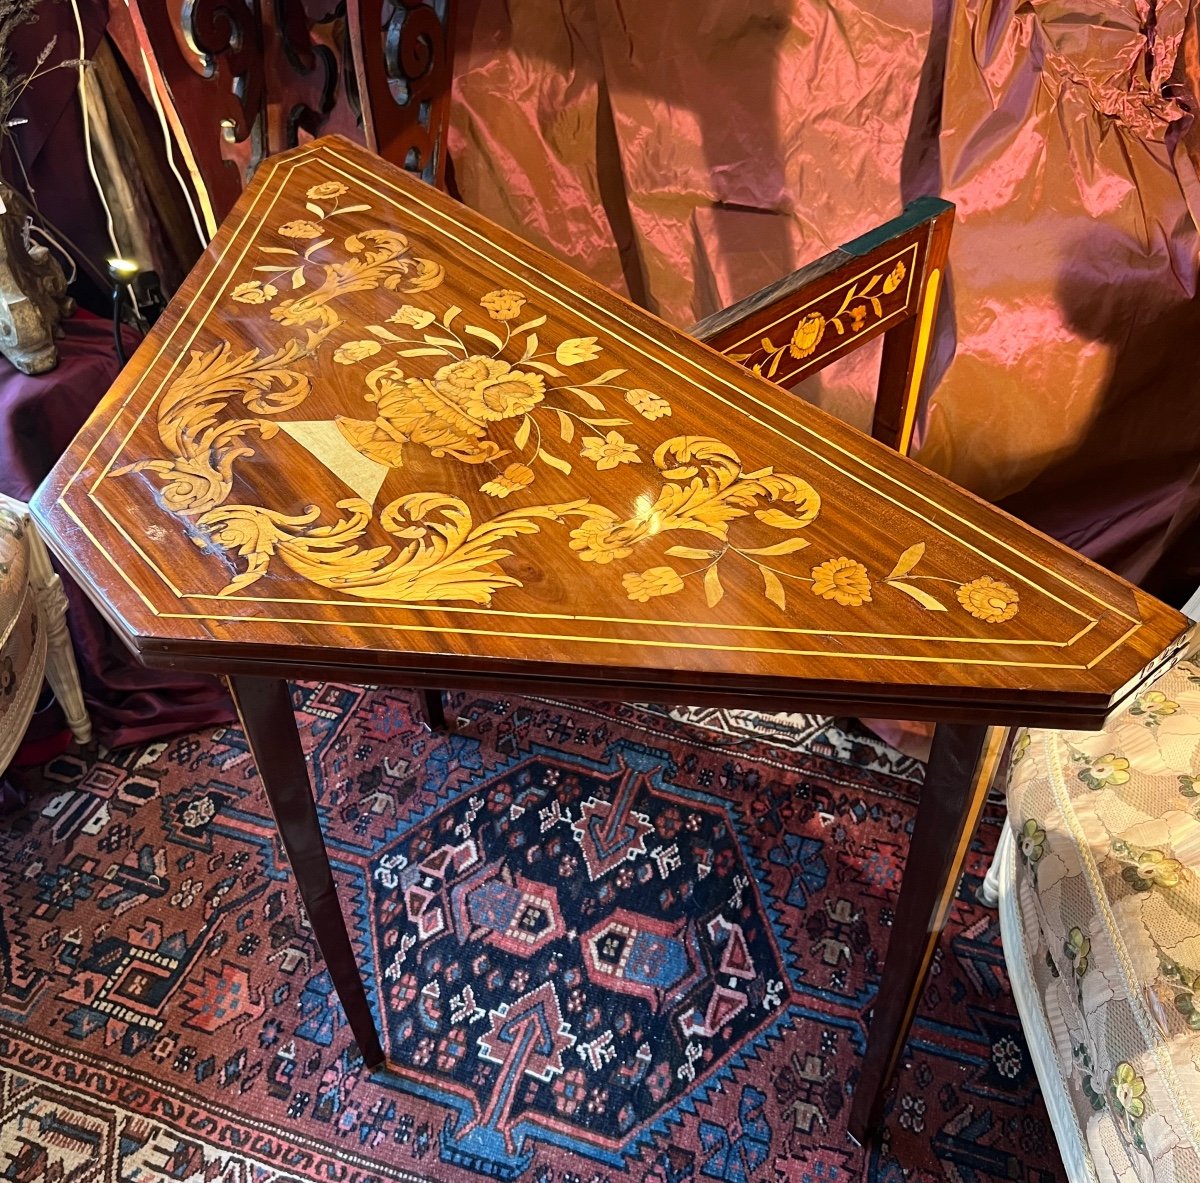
xmin=179 ymin=0 xmax=265 ymax=150
xmin=111 ymin=0 xmax=456 ymax=231
xmin=347 ymin=0 xmax=455 ymax=186
xmin=113 ymin=0 xmax=345 ymax=225
xmin=262 ymin=0 xmax=339 ymax=148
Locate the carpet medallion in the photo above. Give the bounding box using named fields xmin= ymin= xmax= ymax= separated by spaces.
xmin=0 ymin=687 xmax=1060 ymax=1183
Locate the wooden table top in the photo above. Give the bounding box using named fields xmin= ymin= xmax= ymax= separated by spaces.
xmin=33 ymin=137 xmax=1189 ymax=727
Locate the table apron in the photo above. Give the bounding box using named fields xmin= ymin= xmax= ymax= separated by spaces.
xmin=130 ymin=646 xmax=1122 ymax=731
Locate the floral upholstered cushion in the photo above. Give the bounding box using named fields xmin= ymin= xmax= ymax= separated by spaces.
xmin=0 ymin=504 xmax=44 ymax=762
xmin=1008 ymin=658 xmax=1200 ymax=1183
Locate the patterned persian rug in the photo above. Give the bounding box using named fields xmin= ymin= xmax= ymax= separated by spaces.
xmin=0 ymin=687 xmax=1061 ymax=1183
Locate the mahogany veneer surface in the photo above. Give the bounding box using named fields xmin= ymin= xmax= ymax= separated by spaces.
xmin=33 ymin=137 xmax=1189 ymax=727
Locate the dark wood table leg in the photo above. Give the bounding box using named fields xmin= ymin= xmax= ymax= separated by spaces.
xmin=414 ymin=687 xmax=447 ymax=730
xmin=847 ymin=721 xmax=1008 ymax=1143
xmin=228 ymin=675 xmax=385 ymax=1069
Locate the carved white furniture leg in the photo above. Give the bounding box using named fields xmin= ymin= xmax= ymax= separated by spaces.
xmin=0 ymin=494 xmax=91 ymax=747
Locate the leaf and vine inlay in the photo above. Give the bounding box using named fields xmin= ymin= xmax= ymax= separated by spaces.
xmin=117 ymin=184 xmax=1021 ymax=625
xmin=232 ymin=183 xmax=445 ymax=332
xmin=736 ymin=258 xmax=908 ymax=379
xmin=328 ymin=288 xmax=675 ymax=491
xmin=112 ymin=330 xmax=328 ymax=516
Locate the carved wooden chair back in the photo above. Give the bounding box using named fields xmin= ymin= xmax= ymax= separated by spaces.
xmin=694 ymin=196 xmax=953 ymax=457
xmin=107 ymin=0 xmax=456 ymax=235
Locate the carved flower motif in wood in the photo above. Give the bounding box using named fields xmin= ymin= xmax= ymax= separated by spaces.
xmin=306 ymin=181 xmax=348 ymax=200
xmin=232 ymin=280 xmax=277 ymax=304
xmin=480 ymin=463 xmax=535 ymax=498
xmin=568 ymin=516 xmax=633 ymax=564
xmin=882 ymin=259 xmax=907 ymax=294
xmin=581 ymin=431 xmax=639 ymax=471
xmin=625 ymin=388 xmax=672 ymax=420
xmin=334 ymin=340 xmax=382 ymax=365
xmin=436 ymin=357 xmax=547 ymax=421
xmin=279 ymin=220 xmax=325 ymax=240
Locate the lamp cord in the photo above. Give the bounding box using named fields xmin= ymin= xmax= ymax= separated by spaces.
xmin=68 ymin=0 xmax=121 ymax=260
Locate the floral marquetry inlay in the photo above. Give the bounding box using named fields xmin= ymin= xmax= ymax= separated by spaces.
xmin=739 ymin=258 xmax=909 ymax=381
xmin=111 ymin=191 xmax=1020 ymax=622
xmin=42 ymin=136 xmax=1186 ymax=712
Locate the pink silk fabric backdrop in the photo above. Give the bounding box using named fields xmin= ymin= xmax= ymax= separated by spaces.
xmin=448 ymin=0 xmax=1200 ymax=607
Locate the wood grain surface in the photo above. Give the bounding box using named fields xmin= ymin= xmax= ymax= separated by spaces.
xmin=32 ymin=136 xmax=1190 ymax=728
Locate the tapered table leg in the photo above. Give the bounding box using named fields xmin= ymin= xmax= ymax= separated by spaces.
xmin=848 ymin=722 xmax=1008 ymax=1143
xmin=228 ymin=675 xmax=385 ymax=1069
xmin=414 ymin=688 xmax=447 ymax=730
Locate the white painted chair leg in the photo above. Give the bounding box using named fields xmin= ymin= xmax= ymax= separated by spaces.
xmin=977 ymin=819 xmax=1011 ymax=907
xmin=24 ymin=513 xmax=92 ymax=745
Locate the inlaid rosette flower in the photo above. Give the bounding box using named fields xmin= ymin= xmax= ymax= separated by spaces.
xmin=568 ymin=516 xmax=633 ymax=564
xmin=480 ymin=463 xmax=535 ymax=498
xmin=581 ymin=431 xmax=639 ymax=471
xmin=625 ymin=388 xmax=672 ymax=420
xmin=956 ymin=577 xmax=1019 ymax=623
xmin=432 ymin=357 xmax=545 ymax=421
xmin=231 ymin=280 xmax=277 ymax=304
xmin=334 ymin=340 xmax=382 ymax=365
xmin=279 ymin=219 xmax=324 ymax=240
xmin=788 ymin=312 xmax=825 ymax=359
xmin=623 ymin=566 xmax=683 ymax=603
xmin=480 ymin=289 xmax=527 ymax=321
xmin=809 ymin=557 xmax=872 ymax=606
xmin=306 ymin=181 xmax=347 ymax=200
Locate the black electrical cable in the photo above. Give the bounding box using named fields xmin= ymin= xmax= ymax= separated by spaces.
xmin=111 ymin=281 xmax=127 ymax=365
xmin=106 ymin=259 xmax=139 ymax=367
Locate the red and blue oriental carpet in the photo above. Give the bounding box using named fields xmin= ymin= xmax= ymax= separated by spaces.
xmin=0 ymin=688 xmax=1062 ymax=1182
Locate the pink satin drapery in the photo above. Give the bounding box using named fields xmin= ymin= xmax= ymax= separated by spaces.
xmin=448 ymin=0 xmax=1200 ymax=606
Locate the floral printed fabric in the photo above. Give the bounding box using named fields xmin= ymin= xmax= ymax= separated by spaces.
xmin=1008 ymin=658 xmax=1200 ymax=1183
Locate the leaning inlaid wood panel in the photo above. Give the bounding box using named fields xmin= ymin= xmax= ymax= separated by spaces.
xmin=691 ymin=196 xmax=954 ymax=455
xmin=33 ymin=137 xmax=1189 ymax=727
xmin=691 ymin=196 xmax=951 ymax=394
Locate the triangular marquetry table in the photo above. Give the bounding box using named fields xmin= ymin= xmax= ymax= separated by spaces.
xmin=33 ymin=136 xmax=1190 ymax=1148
